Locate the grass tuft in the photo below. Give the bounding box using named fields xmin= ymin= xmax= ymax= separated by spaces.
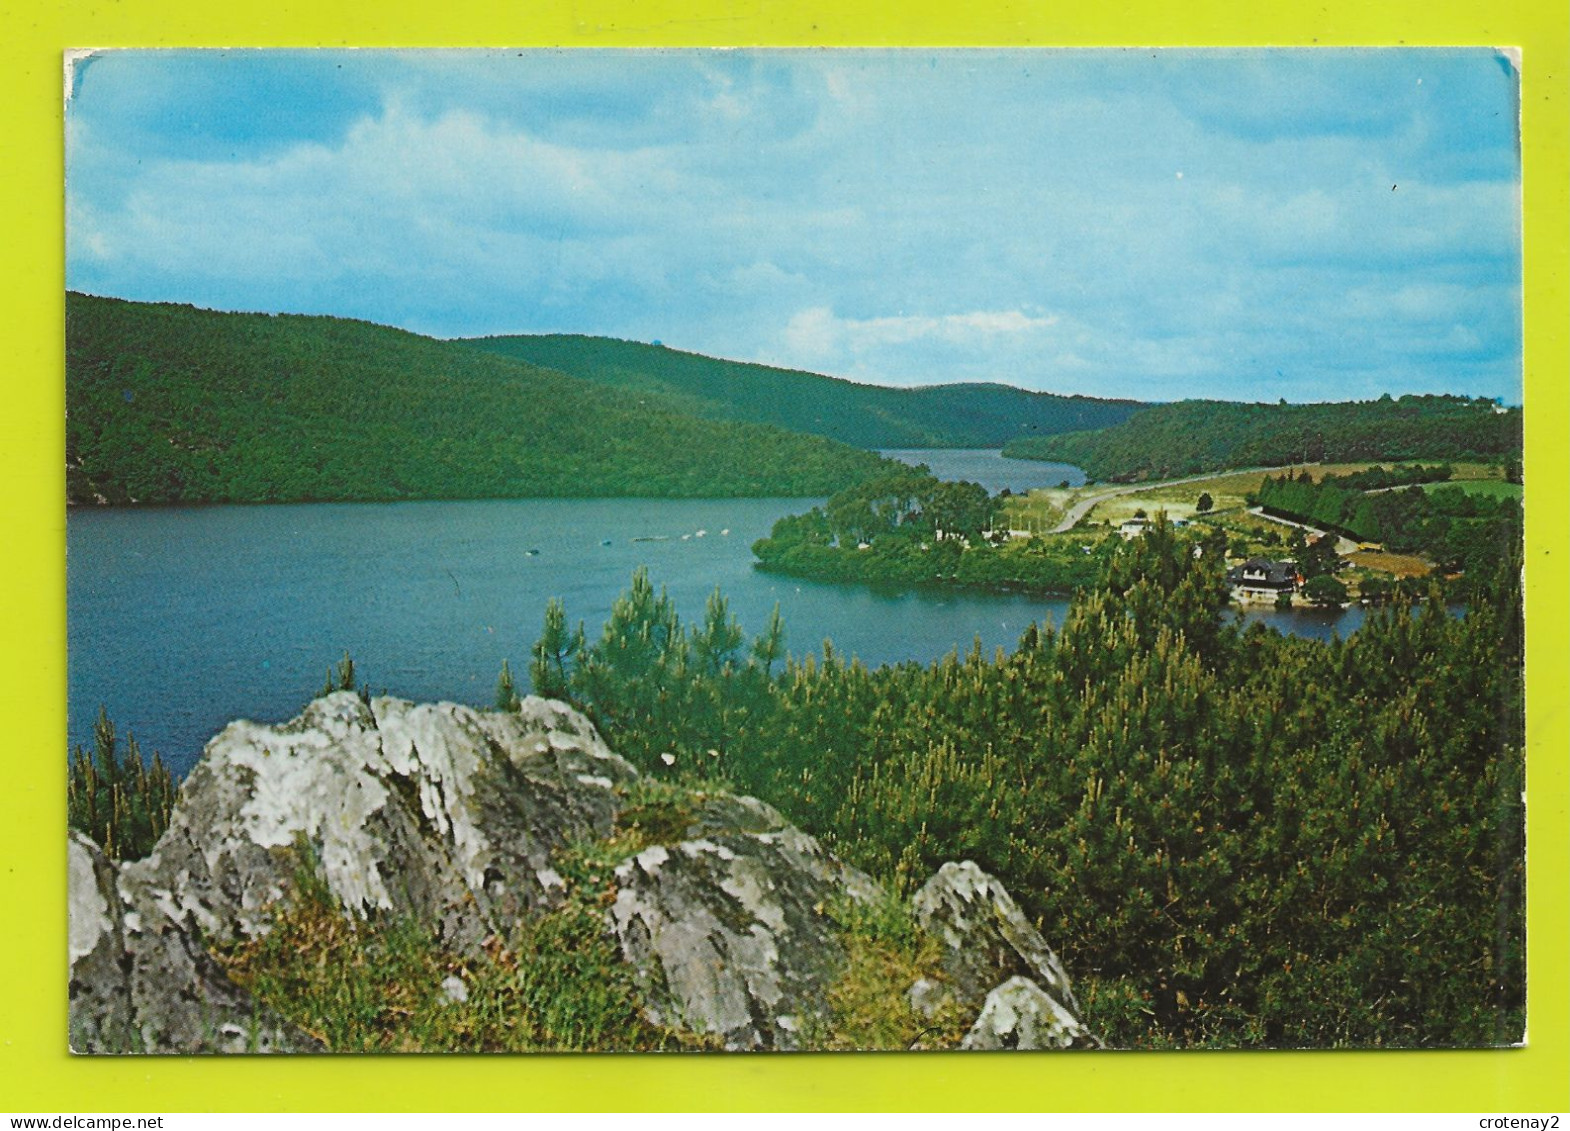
xmin=802 ymin=891 xmax=972 ymax=1051
xmin=217 ymin=842 xmax=713 ymax=1053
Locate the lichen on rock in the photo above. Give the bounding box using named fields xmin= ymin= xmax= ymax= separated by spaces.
xmin=911 ymin=860 xmax=1100 ymax=1049
xmin=913 ymin=859 xmax=1080 ymax=1012
xmin=606 ymin=823 xmax=880 ymax=1049
xmin=120 ymin=692 xmax=636 ymax=955
xmin=961 ymin=975 xmax=1096 ymax=1051
xmin=68 ymin=832 xmax=316 ymax=1054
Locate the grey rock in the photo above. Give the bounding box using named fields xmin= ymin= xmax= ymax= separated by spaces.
xmin=607 ymin=824 xmax=879 ymax=1050
xmin=124 ymin=692 xmax=636 ymax=955
xmin=961 ymin=976 xmax=1096 ymax=1051
xmin=71 ymin=693 xmax=636 ymax=1053
xmin=67 ymin=833 xmax=137 ymax=1052
xmin=906 ymin=976 xmax=955 ymax=1021
xmin=912 ymin=860 xmax=1080 ymax=1013
xmin=68 ymin=833 xmax=316 ymax=1054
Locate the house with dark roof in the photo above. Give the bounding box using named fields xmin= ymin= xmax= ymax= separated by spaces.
xmin=1226 ymin=557 xmax=1300 ymax=598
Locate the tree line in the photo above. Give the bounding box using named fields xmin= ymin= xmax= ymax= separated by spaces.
xmin=1253 ymin=468 xmax=1522 ymax=593
xmin=1003 ymin=396 xmax=1523 ymax=482
xmin=463 ymin=333 xmax=1144 ymax=450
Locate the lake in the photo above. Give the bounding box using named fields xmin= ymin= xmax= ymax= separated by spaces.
xmin=67 ymin=497 xmax=1067 ymax=776
xmin=879 ymin=448 xmax=1086 ymax=493
xmin=66 ymin=458 xmax=1375 ymax=778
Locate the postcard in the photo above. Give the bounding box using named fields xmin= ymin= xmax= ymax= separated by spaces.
xmin=64 ymin=47 xmax=1525 ymax=1055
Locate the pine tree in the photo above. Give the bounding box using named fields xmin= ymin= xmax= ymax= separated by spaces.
xmin=320 ymin=651 xmax=358 ymax=695
xmin=530 ymin=597 xmax=583 ymax=700
xmin=67 ymin=706 xmax=178 ymax=862
xmin=495 ymin=659 xmax=520 ymax=711
xmin=750 ymin=604 xmax=786 ymax=676
xmin=503 ymin=561 xmax=1523 ymax=1048
xmin=693 ymin=588 xmax=745 ymax=675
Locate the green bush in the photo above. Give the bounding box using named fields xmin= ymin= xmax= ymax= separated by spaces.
xmin=1302 ymin=574 xmax=1350 ymax=607
xmin=68 ymin=707 xmax=177 ymax=862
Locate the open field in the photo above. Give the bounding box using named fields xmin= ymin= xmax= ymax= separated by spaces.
xmin=1434 ymin=461 xmax=1510 ymax=482
xmin=1423 ymin=478 xmax=1523 ymax=499
xmin=998 ymin=488 xmax=1077 ymax=534
xmin=1345 ymin=550 xmax=1434 ymax=578
xmin=1000 ymin=458 xmax=1515 ymax=537
xmin=1001 ymin=461 xmax=1440 ymax=534
xmin=1000 ymin=467 xmax=1292 ymax=533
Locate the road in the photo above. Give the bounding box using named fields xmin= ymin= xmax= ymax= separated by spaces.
xmin=1047 ymin=465 xmax=1303 ymax=534
xmin=1245 ymin=507 xmax=1360 ymax=556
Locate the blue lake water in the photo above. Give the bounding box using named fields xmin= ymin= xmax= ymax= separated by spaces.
xmin=67 ymin=457 xmax=1375 ymax=778
xmin=879 ymin=448 xmax=1086 ymax=493
xmin=67 ymin=498 xmax=1066 ymax=776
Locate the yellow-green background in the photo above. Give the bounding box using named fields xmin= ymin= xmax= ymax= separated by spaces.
xmin=3 ymin=0 xmax=1565 ymax=1112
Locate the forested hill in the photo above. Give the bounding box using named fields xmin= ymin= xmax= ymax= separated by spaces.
xmin=1002 ymin=396 xmax=1523 ymax=481
xmin=65 ymin=294 xmax=888 ymax=505
xmin=460 ymin=333 xmax=1144 ymax=450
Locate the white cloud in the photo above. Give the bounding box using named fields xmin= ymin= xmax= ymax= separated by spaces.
xmin=69 ymin=103 xmax=706 ymax=306
xmin=782 ymin=305 xmax=1058 ymax=362
xmin=65 ymin=49 xmax=1522 ymax=402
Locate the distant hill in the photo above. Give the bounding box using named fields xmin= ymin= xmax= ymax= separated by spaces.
xmin=66 ymin=294 xmax=887 ymax=505
xmin=1002 ymin=396 xmax=1524 ymax=482
xmin=460 ymin=334 xmax=1143 ymax=450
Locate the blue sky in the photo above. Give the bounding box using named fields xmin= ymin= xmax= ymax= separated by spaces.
xmin=65 ymin=49 xmax=1522 ymax=403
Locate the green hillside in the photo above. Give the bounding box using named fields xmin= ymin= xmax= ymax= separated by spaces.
xmin=66 ymin=294 xmax=888 ymax=505
xmin=460 ymin=333 xmax=1143 ymax=450
xmin=1002 ymin=396 xmax=1523 ymax=481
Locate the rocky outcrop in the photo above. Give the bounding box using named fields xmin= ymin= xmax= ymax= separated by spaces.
xmin=68 ymin=833 xmax=316 ymax=1053
xmin=913 ymin=860 xmax=1099 ymax=1050
xmin=69 ymin=694 xmax=1099 ymax=1053
xmin=71 ymin=692 xmax=638 ymax=1053
xmin=961 ymin=976 xmax=1092 ymax=1051
xmin=608 ymin=797 xmax=882 ymax=1050
xmin=119 ymin=693 xmax=634 ymax=955
xmin=914 ymin=860 xmax=1079 ymax=1009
